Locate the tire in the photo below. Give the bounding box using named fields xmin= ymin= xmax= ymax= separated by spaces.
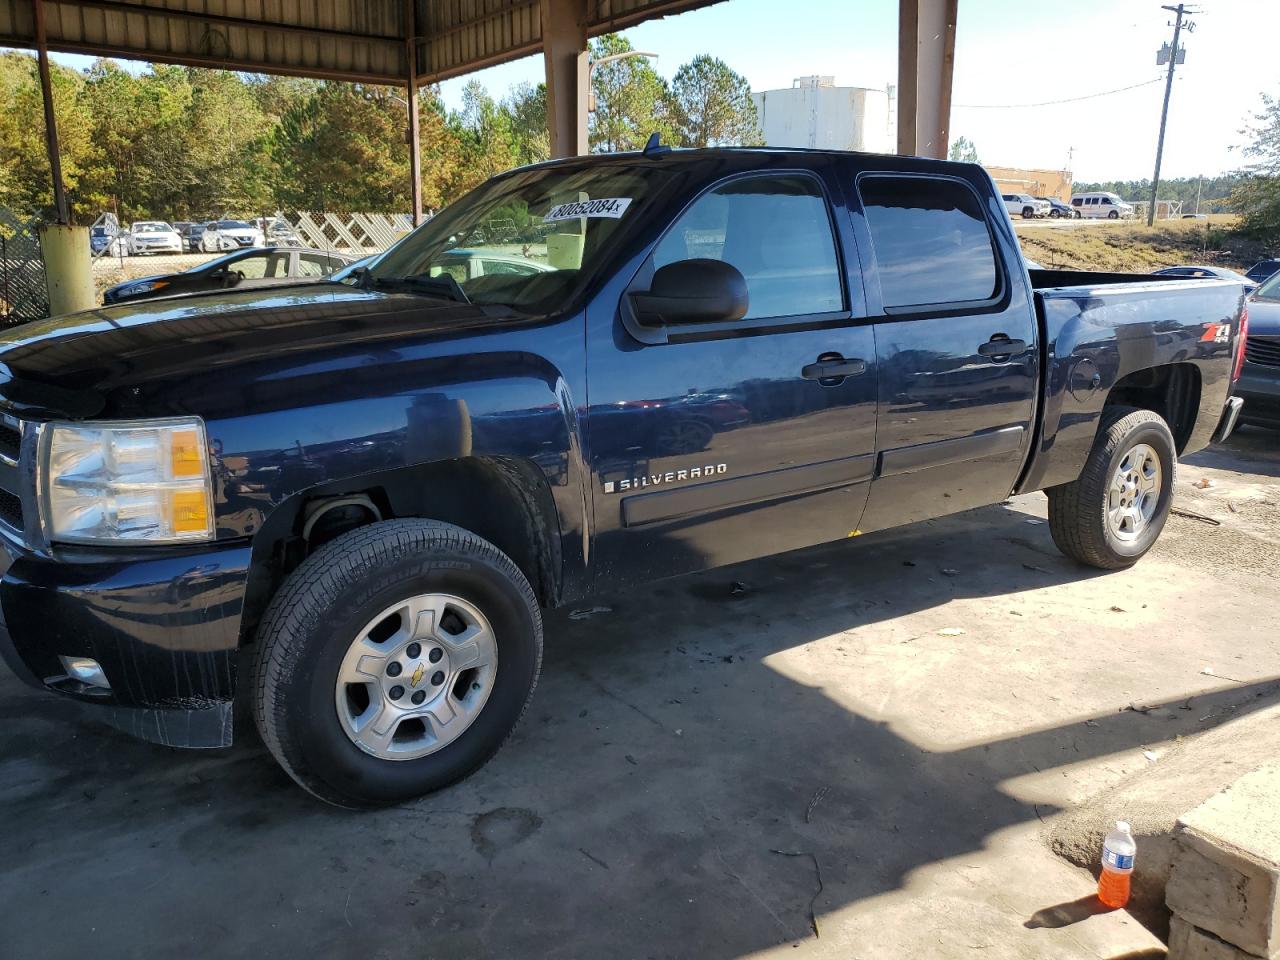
xmin=1022 ymin=207 xmax=1034 ymax=219
xmin=1047 ymin=407 xmax=1177 ymax=570
xmin=1108 ymin=210 xmax=1119 ymax=220
xmin=253 ymin=519 xmax=542 ymax=808
xmin=1049 ymin=209 xmax=1061 ymax=219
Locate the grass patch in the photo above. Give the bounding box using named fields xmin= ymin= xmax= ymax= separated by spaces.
xmin=1015 ymin=216 xmax=1268 ymax=273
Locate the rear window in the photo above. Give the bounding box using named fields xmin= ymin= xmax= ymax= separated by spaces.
xmin=858 ymin=175 xmax=999 ymax=309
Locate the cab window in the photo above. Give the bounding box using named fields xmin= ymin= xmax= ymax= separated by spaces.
xmin=858 ymin=175 xmax=999 ymax=309
xmin=653 ymin=173 xmax=843 ymax=320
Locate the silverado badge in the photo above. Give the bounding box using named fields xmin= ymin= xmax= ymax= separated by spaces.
xmin=603 ymin=463 xmax=727 ymax=494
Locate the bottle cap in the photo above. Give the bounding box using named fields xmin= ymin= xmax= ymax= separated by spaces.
xmin=1116 ymin=820 xmax=1131 ymax=834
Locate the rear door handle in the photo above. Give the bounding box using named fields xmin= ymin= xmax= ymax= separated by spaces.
xmin=802 ymin=355 xmax=867 ymax=383
xmin=977 ymin=336 xmax=1027 ymax=358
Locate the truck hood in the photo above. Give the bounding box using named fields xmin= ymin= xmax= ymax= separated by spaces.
xmin=0 ymin=284 xmax=524 ymax=420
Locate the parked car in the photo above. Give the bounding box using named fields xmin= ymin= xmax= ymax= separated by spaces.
xmin=1182 ymin=213 xmax=1209 ymax=220
xmin=0 ymin=148 xmax=1247 ymax=807
xmin=1036 ymin=196 xmax=1077 ymax=219
xmin=1071 ymin=192 xmax=1135 ymax=219
xmin=1152 ymin=265 xmax=1257 ymax=293
xmin=180 ymin=222 xmax=207 ymax=253
xmin=1235 ymin=269 xmax=1280 ymax=429
xmin=126 ymin=221 xmax=183 ymax=255
xmin=88 ymin=224 xmax=116 ymax=254
xmin=103 ymin=246 xmax=359 ymax=304
xmin=201 ymin=219 xmax=266 ymax=252
xmin=1245 ymin=259 xmax=1280 ymax=285
xmin=1002 ymin=193 xmax=1050 ymax=219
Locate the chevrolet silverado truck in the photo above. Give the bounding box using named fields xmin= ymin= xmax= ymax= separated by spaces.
xmin=0 ymin=148 xmax=1248 ymax=807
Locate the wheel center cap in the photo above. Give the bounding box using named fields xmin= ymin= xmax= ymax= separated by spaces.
xmin=409 ymin=662 xmax=427 ymax=688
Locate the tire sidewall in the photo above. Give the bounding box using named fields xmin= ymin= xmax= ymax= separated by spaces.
xmin=1101 ymin=418 xmax=1176 ymax=560
xmin=279 ymin=546 xmax=539 ymax=806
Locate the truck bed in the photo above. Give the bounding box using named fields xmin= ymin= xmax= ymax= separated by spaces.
xmin=1015 ymin=271 xmax=1247 ymax=495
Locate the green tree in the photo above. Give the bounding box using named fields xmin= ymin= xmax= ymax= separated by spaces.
xmin=948 ymin=136 xmax=979 ymax=163
xmin=271 ymin=82 xmax=414 ymax=211
xmin=454 ymin=79 xmax=516 ymax=183
xmin=506 ymin=82 xmax=549 ymax=166
xmin=670 ymin=54 xmax=759 ymax=148
xmin=1231 ymin=94 xmax=1280 ymax=240
xmin=589 ymin=34 xmax=676 ymax=152
xmin=0 ymin=52 xmax=95 ymax=219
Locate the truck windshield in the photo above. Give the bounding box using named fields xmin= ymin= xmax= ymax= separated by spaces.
xmin=368 ymin=165 xmax=671 ymax=312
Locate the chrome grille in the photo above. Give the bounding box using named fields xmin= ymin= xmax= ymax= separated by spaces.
xmin=1245 ymin=337 xmax=1280 ymax=368
xmin=0 ymin=413 xmax=26 ymax=536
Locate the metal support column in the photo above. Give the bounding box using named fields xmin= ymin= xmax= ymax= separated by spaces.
xmin=541 ymin=0 xmax=589 ymax=158
xmin=33 ymin=0 xmax=70 ymax=224
xmin=896 ymin=0 xmax=958 ymax=160
xmin=405 ymin=0 xmax=423 ymax=225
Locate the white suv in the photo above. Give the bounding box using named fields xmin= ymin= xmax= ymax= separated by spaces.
xmin=1070 ymin=192 xmax=1135 ymax=220
xmin=1002 ymin=194 xmax=1050 ymax=219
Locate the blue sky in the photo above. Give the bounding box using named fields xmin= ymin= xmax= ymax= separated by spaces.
xmin=39 ymin=0 xmax=1278 ymax=182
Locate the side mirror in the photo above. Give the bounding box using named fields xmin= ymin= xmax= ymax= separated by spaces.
xmin=631 ymin=259 xmax=749 ymax=326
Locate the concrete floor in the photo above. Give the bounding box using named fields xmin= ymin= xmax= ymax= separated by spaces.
xmin=3 ymin=429 xmax=1279 ymax=960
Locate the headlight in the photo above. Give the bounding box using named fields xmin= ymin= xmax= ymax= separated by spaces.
xmin=40 ymin=418 xmax=214 ymax=544
xmin=129 ymin=280 xmax=168 ymax=295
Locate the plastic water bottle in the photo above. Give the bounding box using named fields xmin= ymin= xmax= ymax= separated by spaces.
xmin=1098 ymin=820 xmax=1136 ymax=908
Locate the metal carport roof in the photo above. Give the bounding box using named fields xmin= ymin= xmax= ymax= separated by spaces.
xmin=0 ymin=0 xmax=728 ymax=85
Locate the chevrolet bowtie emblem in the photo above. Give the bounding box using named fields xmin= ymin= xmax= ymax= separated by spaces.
xmin=410 ymin=663 xmax=426 ymax=688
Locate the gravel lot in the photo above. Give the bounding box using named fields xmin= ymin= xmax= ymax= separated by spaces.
xmin=2 ymin=427 xmax=1277 ymax=959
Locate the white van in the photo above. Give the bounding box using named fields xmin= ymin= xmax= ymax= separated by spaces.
xmin=1070 ymin=192 xmax=1135 ymax=220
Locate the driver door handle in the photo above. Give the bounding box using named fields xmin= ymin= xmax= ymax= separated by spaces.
xmin=802 ymin=355 xmax=867 ymax=382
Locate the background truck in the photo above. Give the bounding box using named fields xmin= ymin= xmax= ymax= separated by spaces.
xmin=0 ymin=148 xmax=1248 ymax=807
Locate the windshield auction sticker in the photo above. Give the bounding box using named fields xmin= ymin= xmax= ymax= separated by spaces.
xmin=543 ymin=198 xmax=632 ymax=222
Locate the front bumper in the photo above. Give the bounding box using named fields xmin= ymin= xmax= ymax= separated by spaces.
xmin=0 ymin=536 xmax=252 ymax=747
xmin=1235 ymin=362 xmax=1280 ymax=427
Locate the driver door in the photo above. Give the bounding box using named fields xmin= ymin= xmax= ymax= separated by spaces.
xmin=586 ymin=170 xmax=880 ymax=583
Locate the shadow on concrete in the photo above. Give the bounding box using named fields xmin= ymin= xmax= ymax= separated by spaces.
xmin=1184 ymin=425 xmax=1280 ymax=478
xmin=1 ymin=499 xmax=1277 ymax=959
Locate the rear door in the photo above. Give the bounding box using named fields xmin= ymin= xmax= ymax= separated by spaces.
xmin=847 ymin=171 xmax=1038 ymax=533
xmin=586 ymin=168 xmax=879 ymax=582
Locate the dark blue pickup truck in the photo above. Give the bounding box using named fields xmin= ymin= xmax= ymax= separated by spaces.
xmin=0 ymin=148 xmax=1249 ymax=806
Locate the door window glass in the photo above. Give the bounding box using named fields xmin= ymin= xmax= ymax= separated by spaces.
xmin=233 ymin=252 xmax=288 ymax=279
xmin=858 ymin=176 xmax=999 ymax=308
xmin=653 ymin=174 xmax=843 ymax=320
xmin=297 ymin=253 xmax=336 ymax=277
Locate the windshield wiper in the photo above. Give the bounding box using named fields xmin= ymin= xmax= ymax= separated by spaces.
xmin=373 ymin=273 xmax=470 ymax=304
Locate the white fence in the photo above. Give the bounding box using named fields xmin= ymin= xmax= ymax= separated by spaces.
xmin=284 ymin=211 xmax=417 ymax=254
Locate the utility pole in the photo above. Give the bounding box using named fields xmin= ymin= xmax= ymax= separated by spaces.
xmin=1148 ymin=3 xmax=1197 ymax=226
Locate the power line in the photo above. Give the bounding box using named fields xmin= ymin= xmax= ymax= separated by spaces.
xmin=955 ymin=77 xmax=1165 ymax=110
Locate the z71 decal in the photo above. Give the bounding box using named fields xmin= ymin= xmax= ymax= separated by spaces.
xmin=603 ymin=463 xmax=727 ymax=494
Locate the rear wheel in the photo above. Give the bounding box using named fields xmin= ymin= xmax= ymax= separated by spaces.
xmin=253 ymin=519 xmax=542 ymax=807
xmin=1047 ymin=408 xmax=1177 ymax=569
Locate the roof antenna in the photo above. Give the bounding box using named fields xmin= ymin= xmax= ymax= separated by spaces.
xmin=643 ymin=132 xmax=670 ymax=157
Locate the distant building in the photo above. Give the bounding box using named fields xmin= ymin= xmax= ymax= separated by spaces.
xmin=985 ymin=166 xmax=1074 ymax=204
xmin=751 ymin=76 xmax=893 ymax=154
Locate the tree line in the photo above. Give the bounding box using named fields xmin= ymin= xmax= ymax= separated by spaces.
xmin=0 ymin=35 xmax=759 ymax=224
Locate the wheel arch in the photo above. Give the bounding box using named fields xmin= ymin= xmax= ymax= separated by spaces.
xmin=1102 ymin=361 xmax=1201 ymax=453
xmin=237 ymin=456 xmax=564 ymax=649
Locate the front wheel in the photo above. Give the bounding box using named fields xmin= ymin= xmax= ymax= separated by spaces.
xmin=1022 ymin=207 xmax=1035 ymax=219
xmin=1108 ymin=210 xmax=1120 ymax=220
xmin=1047 ymin=407 xmax=1177 ymax=569
xmin=253 ymin=519 xmax=543 ymax=807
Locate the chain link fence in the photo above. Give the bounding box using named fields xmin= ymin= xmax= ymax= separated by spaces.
xmin=0 ymin=210 xmax=49 ymax=324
